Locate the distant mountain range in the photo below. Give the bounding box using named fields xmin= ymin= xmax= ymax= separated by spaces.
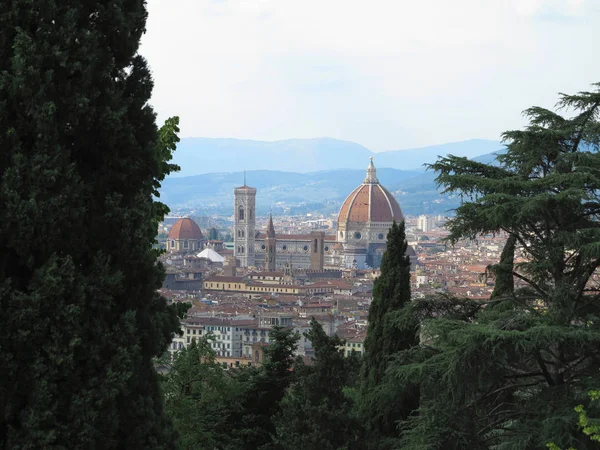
xmin=161 ymin=137 xmax=506 ymax=216
xmin=170 ymin=137 xmax=504 ymax=177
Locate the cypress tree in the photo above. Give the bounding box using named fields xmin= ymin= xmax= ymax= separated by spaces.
xmin=360 ymin=220 xmax=419 ymax=448
xmin=0 ymin=2 xmax=180 ymax=448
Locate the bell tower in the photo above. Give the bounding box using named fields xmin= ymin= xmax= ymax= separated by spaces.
xmin=234 ymin=180 xmax=256 ymax=268
xmin=265 ymin=213 xmax=277 ymax=271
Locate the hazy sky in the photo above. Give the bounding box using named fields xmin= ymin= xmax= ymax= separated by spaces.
xmin=140 ymin=0 xmax=600 ymax=151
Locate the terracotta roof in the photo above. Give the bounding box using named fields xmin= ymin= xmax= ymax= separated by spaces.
xmin=338 ymin=184 xmax=403 ymax=223
xmin=337 ymin=159 xmax=403 ymax=224
xmin=248 ymin=271 xmax=284 ymax=277
xmin=204 ymin=276 xmax=245 ymax=283
xmin=168 ymin=218 xmax=204 ymax=240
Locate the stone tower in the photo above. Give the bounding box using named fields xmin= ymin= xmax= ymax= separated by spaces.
xmin=265 ymin=213 xmax=277 ymax=271
xmin=310 ymin=230 xmax=325 ymax=270
xmin=234 ymin=183 xmax=256 ymax=268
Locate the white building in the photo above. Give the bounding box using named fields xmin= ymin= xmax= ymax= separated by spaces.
xmin=417 ymin=215 xmax=436 ymax=232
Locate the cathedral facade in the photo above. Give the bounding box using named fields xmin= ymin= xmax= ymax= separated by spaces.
xmin=233 ymin=158 xmax=406 ymax=270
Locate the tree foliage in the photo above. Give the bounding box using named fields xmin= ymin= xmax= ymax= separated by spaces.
xmin=227 ymin=326 xmax=299 ymax=449
xmin=275 ymin=318 xmax=363 ymax=450
xmin=160 ymin=338 xmax=241 ymax=450
xmin=392 ymin=83 xmax=600 ymax=449
xmin=0 ymin=1 xmax=180 ymax=447
xmin=360 ymin=221 xmax=420 ymax=448
xmin=208 ymin=227 xmax=220 ymax=241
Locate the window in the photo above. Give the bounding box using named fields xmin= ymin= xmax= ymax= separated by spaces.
xmin=183 ymin=240 xmax=188 ymax=248
xmin=354 ymin=232 xmax=361 ymax=240
xmin=282 ymin=245 xmax=287 ymax=251
xmin=187 ymin=337 xmax=190 ymax=343
xmin=187 ymin=329 xmax=190 ymax=334
xmin=378 ymin=233 xmax=384 ymax=240
xmin=170 ymin=240 xmax=175 ymax=248
xmin=193 ymin=329 xmax=196 ymax=335
xmin=238 ymin=206 xmax=244 ymax=220
xmin=303 ymin=245 xmax=308 ymax=251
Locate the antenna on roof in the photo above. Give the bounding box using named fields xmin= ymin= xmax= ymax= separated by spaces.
xmin=244 ymin=170 xmax=247 ymax=186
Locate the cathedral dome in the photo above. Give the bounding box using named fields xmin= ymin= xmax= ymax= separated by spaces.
xmin=168 ymin=218 xmax=203 ymax=240
xmin=338 ymin=158 xmax=404 ymax=224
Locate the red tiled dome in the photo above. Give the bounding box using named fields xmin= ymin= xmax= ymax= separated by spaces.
xmin=338 ymin=159 xmax=404 ymax=224
xmin=168 ymin=218 xmax=203 ymax=240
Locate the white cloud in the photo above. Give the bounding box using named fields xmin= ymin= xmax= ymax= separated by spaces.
xmin=141 ymin=0 xmax=600 ymax=151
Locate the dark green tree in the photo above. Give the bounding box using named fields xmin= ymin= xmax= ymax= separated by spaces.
xmin=228 ymin=326 xmax=299 ymax=449
xmin=208 ymin=227 xmax=220 ymax=241
xmin=160 ymin=338 xmax=239 ymax=450
xmin=360 ymin=221 xmax=420 ymax=448
xmin=171 ymin=302 xmax=192 ymax=321
xmin=274 ymin=318 xmax=364 ymax=449
xmin=0 ymin=2 xmax=180 ymax=448
xmin=395 ymin=83 xmax=600 ymax=449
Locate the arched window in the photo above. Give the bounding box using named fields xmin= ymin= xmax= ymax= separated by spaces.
xmin=241 ymin=246 xmax=245 ymax=254
xmin=242 ymin=230 xmax=245 ymax=237
xmin=170 ymin=240 xmax=175 ymax=248
xmin=238 ymin=206 xmax=244 ymax=220
xmin=249 ymin=208 xmax=253 ymax=220
xmin=314 ymin=239 xmax=318 ymax=253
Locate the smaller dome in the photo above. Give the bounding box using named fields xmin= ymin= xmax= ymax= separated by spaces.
xmin=168 ymin=218 xmax=203 ymax=240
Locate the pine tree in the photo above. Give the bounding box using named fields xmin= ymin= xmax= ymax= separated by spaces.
xmin=395 ymin=83 xmax=600 ymax=449
xmin=0 ymin=2 xmax=180 ymax=447
xmin=274 ymin=318 xmax=363 ymax=450
xmin=360 ymin=221 xmax=420 ymax=448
